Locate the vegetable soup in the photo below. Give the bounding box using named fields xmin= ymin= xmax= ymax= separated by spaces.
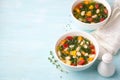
xmin=56 ymin=36 xmax=96 ymax=66
xmin=72 ymin=0 xmax=108 ymax=23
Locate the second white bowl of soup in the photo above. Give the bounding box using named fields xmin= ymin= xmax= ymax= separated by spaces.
xmin=55 ymin=31 xmax=99 ymax=71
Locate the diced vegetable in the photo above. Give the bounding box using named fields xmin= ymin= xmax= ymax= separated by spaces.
xmin=104 ymin=9 xmax=108 ymax=14
xmin=84 ymin=0 xmax=89 ymax=5
xmin=95 ymin=3 xmax=99 ymax=9
xmin=88 ymin=57 xmax=94 ymax=62
xmin=75 ymin=8 xmax=80 ymax=13
xmin=90 ymin=44 xmax=95 ymax=49
xmin=79 ymin=57 xmax=84 ymax=61
xmin=91 ymin=49 xmax=96 ymax=54
xmin=66 ymin=36 xmax=73 ymax=40
xmin=78 ymin=36 xmax=83 ymax=41
xmin=70 ymin=50 xmax=77 ymax=56
xmin=60 ymin=40 xmax=66 ymax=45
xmin=78 ymin=3 xmax=83 ymax=9
xmin=100 ymin=18 xmax=105 ymax=22
xmin=78 ymin=59 xmax=85 ymax=65
xmin=63 ymin=50 xmax=69 ymax=54
xmin=89 ymin=5 xmax=94 ymax=10
xmin=63 ymin=43 xmax=69 ymax=48
xmin=86 ymin=17 xmax=93 ymax=22
xmin=86 ymin=11 xmax=92 ymax=17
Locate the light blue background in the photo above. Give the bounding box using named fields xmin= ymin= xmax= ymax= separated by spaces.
xmin=0 ymin=0 xmax=120 ymax=80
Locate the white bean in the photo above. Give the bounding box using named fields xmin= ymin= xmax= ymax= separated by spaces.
xmin=84 ymin=44 xmax=88 ymax=48
xmin=76 ymin=46 xmax=80 ymax=51
xmin=65 ymin=56 xmax=71 ymax=60
xmin=66 ymin=60 xmax=71 ymax=65
xmin=58 ymin=51 xmax=61 ymax=56
xmin=81 ymin=11 xmax=85 ymax=16
xmin=69 ymin=45 xmax=74 ymax=48
xmin=96 ymin=9 xmax=100 ymax=13
xmin=92 ymin=15 xmax=97 ymax=18
xmin=76 ymin=52 xmax=81 ymax=56
xmin=85 ymin=53 xmax=88 ymax=56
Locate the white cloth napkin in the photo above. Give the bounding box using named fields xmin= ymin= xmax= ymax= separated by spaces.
xmin=91 ymin=0 xmax=120 ymax=59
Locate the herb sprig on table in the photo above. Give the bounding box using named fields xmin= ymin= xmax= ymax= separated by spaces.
xmin=48 ymin=51 xmax=68 ymax=73
xmin=64 ymin=24 xmax=72 ymax=31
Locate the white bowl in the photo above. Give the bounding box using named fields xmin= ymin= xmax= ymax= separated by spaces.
xmin=55 ymin=31 xmax=99 ymax=71
xmin=71 ymin=0 xmax=111 ymax=31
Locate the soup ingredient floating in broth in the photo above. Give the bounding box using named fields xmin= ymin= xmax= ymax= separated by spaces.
xmin=56 ymin=36 xmax=96 ymax=66
xmin=72 ymin=0 xmax=108 ymax=23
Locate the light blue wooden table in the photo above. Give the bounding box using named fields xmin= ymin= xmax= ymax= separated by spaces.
xmin=0 ymin=0 xmax=120 ymax=80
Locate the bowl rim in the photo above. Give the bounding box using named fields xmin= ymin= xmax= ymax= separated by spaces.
xmin=71 ymin=0 xmax=112 ymax=25
xmin=54 ymin=30 xmax=99 ymax=68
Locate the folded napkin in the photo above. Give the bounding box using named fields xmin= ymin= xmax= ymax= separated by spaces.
xmin=91 ymin=0 xmax=120 ymax=59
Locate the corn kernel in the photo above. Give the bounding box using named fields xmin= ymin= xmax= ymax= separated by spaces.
xmin=62 ymin=50 xmax=69 ymax=54
xmin=89 ymin=5 xmax=94 ymax=9
xmin=86 ymin=11 xmax=92 ymax=17
xmin=66 ymin=60 xmax=71 ymax=65
xmin=88 ymin=57 xmax=94 ymax=62
xmin=70 ymin=50 xmax=76 ymax=56
xmin=60 ymin=40 xmax=66 ymax=45
xmin=65 ymin=51 xmax=69 ymax=54
xmin=75 ymin=8 xmax=80 ymax=13
xmin=84 ymin=0 xmax=89 ymax=4
xmin=78 ymin=36 xmax=83 ymax=41
xmin=79 ymin=57 xmax=84 ymax=61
